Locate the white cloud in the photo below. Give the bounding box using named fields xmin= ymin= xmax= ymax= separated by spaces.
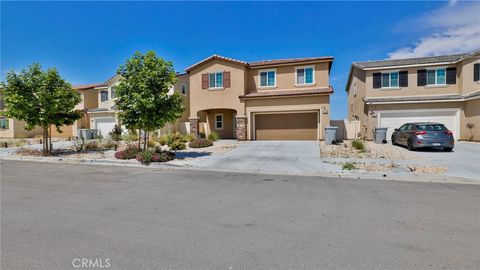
xmin=388 ymin=2 xmax=480 ymax=59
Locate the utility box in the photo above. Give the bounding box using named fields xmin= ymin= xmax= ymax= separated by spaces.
xmin=325 ymin=126 xmax=338 ymax=145
xmin=373 ymin=127 xmax=388 ymax=144
xmin=77 ymin=129 xmax=98 ymax=140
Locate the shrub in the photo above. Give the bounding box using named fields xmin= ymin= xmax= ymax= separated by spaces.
xmin=183 ymin=133 xmax=195 ymax=142
xmin=158 ymin=134 xmax=168 ymax=146
xmin=109 ymin=124 xmax=122 ymax=142
xmin=352 ymin=140 xmax=365 ymax=151
xmin=342 ymin=162 xmax=357 ymax=170
xmin=121 ymin=130 xmax=138 ymax=142
xmin=114 ymin=144 xmax=141 ymax=160
xmin=100 ymin=139 xmax=118 ymax=151
xmin=15 ymin=147 xmax=44 ymax=156
xmin=169 ymin=140 xmax=186 ymax=150
xmin=136 ymin=148 xmax=175 ymax=165
xmin=207 ymin=131 xmax=219 ymax=142
xmin=198 ymin=132 xmax=206 ymax=139
xmin=84 ymin=141 xmax=99 ymax=151
xmin=189 ymin=138 xmax=213 ymax=148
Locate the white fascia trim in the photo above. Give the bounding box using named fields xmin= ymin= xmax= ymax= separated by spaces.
xmin=363 ymin=62 xmax=455 ymax=71
xmin=366 ymin=99 xmax=463 ymax=105
xmin=376 ymin=108 xmax=461 ymax=114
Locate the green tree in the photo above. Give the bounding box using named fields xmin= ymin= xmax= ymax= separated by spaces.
xmin=116 ymin=51 xmax=184 ymax=149
xmin=1 ymin=63 xmax=82 ymax=155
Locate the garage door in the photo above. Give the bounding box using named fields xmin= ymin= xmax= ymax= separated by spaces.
xmin=95 ymin=118 xmax=116 ymax=138
xmin=379 ymin=110 xmax=459 ymax=140
xmin=254 ymin=112 xmax=318 ymax=140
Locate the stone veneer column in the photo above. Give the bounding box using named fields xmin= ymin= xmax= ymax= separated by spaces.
xmin=235 ymin=116 xmax=247 ymax=141
xmin=189 ymin=117 xmax=199 ymax=139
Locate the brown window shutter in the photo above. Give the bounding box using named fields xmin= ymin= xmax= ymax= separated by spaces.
xmin=399 ymin=71 xmax=408 ymax=87
xmin=446 ymin=67 xmax=456 ymax=84
xmin=372 ymin=73 xmax=381 ymax=89
xmin=201 ymin=74 xmax=209 ymax=89
xmin=223 ymin=71 xmax=231 ymax=88
xmin=474 ymin=64 xmax=480 ymax=82
xmin=417 ymin=69 xmax=426 ymax=86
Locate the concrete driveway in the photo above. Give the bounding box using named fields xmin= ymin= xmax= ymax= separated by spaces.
xmin=187 ymin=141 xmax=337 ymax=175
xmin=413 ymin=141 xmax=480 ymax=180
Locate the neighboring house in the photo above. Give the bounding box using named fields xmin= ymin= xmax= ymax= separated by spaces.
xmin=346 ymin=51 xmax=480 ymax=141
xmin=83 ymin=76 xmax=121 ymax=138
xmin=0 ymin=85 xmax=96 ymax=139
xmin=184 ymin=55 xmax=334 ymax=140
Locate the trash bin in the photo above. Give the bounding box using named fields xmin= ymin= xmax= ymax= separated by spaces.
xmin=373 ymin=127 xmax=388 ymax=144
xmin=325 ymin=126 xmax=338 ymax=145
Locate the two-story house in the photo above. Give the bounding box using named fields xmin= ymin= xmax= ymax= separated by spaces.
xmin=183 ymin=55 xmax=334 ymax=140
xmin=78 ymin=54 xmax=334 ymax=141
xmin=346 ymin=51 xmax=480 ymax=141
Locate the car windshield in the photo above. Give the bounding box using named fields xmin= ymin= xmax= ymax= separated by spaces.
xmin=416 ymin=124 xmax=447 ymax=131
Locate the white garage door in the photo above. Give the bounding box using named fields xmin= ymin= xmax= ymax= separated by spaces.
xmin=379 ymin=110 xmax=459 ymax=140
xmin=95 ymin=118 xmax=117 ymax=138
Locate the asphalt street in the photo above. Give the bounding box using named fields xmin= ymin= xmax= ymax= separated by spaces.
xmin=1 ymin=160 xmax=479 ymax=270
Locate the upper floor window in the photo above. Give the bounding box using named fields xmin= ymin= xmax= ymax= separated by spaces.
xmin=353 ymin=83 xmax=357 ymax=97
xmin=296 ymin=66 xmax=314 ymax=85
xmin=259 ymin=70 xmax=276 ymax=87
xmin=0 ymin=117 xmax=9 ymax=130
xmin=209 ymin=72 xmax=223 ymax=89
xmin=181 ymin=84 xmax=187 ymax=95
xmin=110 ymin=86 xmax=116 ymax=99
xmin=381 ymin=72 xmax=399 ymax=88
xmin=100 ymin=90 xmax=109 ymax=102
xmin=427 ymin=68 xmax=446 ymax=85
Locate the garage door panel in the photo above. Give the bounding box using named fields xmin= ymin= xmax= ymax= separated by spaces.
xmin=255 ymin=113 xmax=317 ymax=140
xmin=95 ymin=118 xmax=116 ymax=138
xmin=379 ymin=110 xmax=458 ymax=140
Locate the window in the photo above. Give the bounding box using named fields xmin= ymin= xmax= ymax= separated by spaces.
xmin=381 ymin=72 xmax=399 ymax=88
xmin=353 ymin=83 xmax=357 ymax=97
xmin=215 ymin=114 xmax=223 ymax=130
xmin=100 ymin=91 xmax=108 ymax=102
xmin=427 ymin=68 xmax=446 ymax=85
xmin=181 ymin=84 xmax=187 ymax=95
xmin=296 ymin=67 xmax=314 ymax=85
xmin=474 ymin=63 xmax=480 ymax=82
xmin=259 ymin=70 xmax=276 ymax=87
xmin=110 ymin=86 xmax=116 ymax=99
xmin=209 ymin=72 xmax=223 ymax=88
xmin=0 ymin=117 xmax=8 ymax=129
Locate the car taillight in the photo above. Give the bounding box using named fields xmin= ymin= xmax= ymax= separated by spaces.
xmin=445 ymin=130 xmax=453 ymax=135
xmin=415 ymin=131 xmax=427 ymax=135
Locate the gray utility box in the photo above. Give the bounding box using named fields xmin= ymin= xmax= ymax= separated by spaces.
xmin=325 ymin=126 xmax=338 ymax=145
xmin=77 ymin=129 xmax=98 ymax=140
xmin=373 ymin=127 xmax=388 ymax=144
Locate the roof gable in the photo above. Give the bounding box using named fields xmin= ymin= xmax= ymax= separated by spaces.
xmin=185 ymin=55 xmax=248 ymax=72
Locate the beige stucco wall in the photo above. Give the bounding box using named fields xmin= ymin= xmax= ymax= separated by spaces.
xmin=245 ymin=95 xmax=330 ymax=140
xmin=247 ymin=62 xmax=330 ymax=92
xmin=0 ymin=118 xmax=43 ymax=138
xmin=347 ymin=68 xmax=366 ymax=124
xmin=364 ymin=65 xmax=460 ymax=98
xmin=459 ymin=56 xmax=480 ymax=95
xmin=97 ymin=75 xmax=120 ymax=110
xmin=173 ymin=75 xmax=190 ymax=125
xmin=462 ymin=99 xmax=480 ymax=141
xmin=188 ymin=59 xmax=247 ymax=117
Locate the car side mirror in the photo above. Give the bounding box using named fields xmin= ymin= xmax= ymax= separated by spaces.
xmin=394 ymin=128 xmax=399 ymax=132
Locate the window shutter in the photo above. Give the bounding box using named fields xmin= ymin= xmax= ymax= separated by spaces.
xmin=446 ymin=67 xmax=456 ymax=84
xmin=223 ymin=71 xmax=231 ymax=88
xmin=373 ymin=73 xmax=381 ymax=89
xmin=417 ymin=69 xmax=426 ymax=86
xmin=201 ymin=74 xmax=209 ymax=89
xmin=399 ymin=71 xmax=408 ymax=87
xmin=474 ymin=64 xmax=479 ymax=82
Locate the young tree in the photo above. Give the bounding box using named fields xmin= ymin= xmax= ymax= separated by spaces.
xmin=1 ymin=63 xmax=82 ymax=155
xmin=116 ymin=51 xmax=184 ymax=149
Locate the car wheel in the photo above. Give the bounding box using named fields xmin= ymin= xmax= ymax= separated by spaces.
xmin=391 ymin=135 xmax=396 ymax=145
xmin=443 ymin=147 xmax=453 ymax=152
xmin=407 ymin=139 xmax=416 ymax=151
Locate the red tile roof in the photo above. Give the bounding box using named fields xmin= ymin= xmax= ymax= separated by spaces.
xmin=73 ymin=83 xmax=106 ymax=90
xmin=240 ymin=86 xmax=333 ymax=98
xmin=248 ymin=56 xmax=334 ymax=67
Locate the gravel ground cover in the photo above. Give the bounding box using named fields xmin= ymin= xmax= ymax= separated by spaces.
xmin=320 ymin=140 xmax=421 ymax=160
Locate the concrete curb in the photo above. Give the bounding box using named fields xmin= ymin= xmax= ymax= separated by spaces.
xmin=2 ymin=155 xmax=479 ymax=185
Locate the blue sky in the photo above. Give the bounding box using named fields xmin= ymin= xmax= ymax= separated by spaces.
xmin=2 ymin=1 xmax=478 ymax=119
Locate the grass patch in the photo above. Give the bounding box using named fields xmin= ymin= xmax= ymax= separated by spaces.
xmin=351 ymin=140 xmax=365 ymax=151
